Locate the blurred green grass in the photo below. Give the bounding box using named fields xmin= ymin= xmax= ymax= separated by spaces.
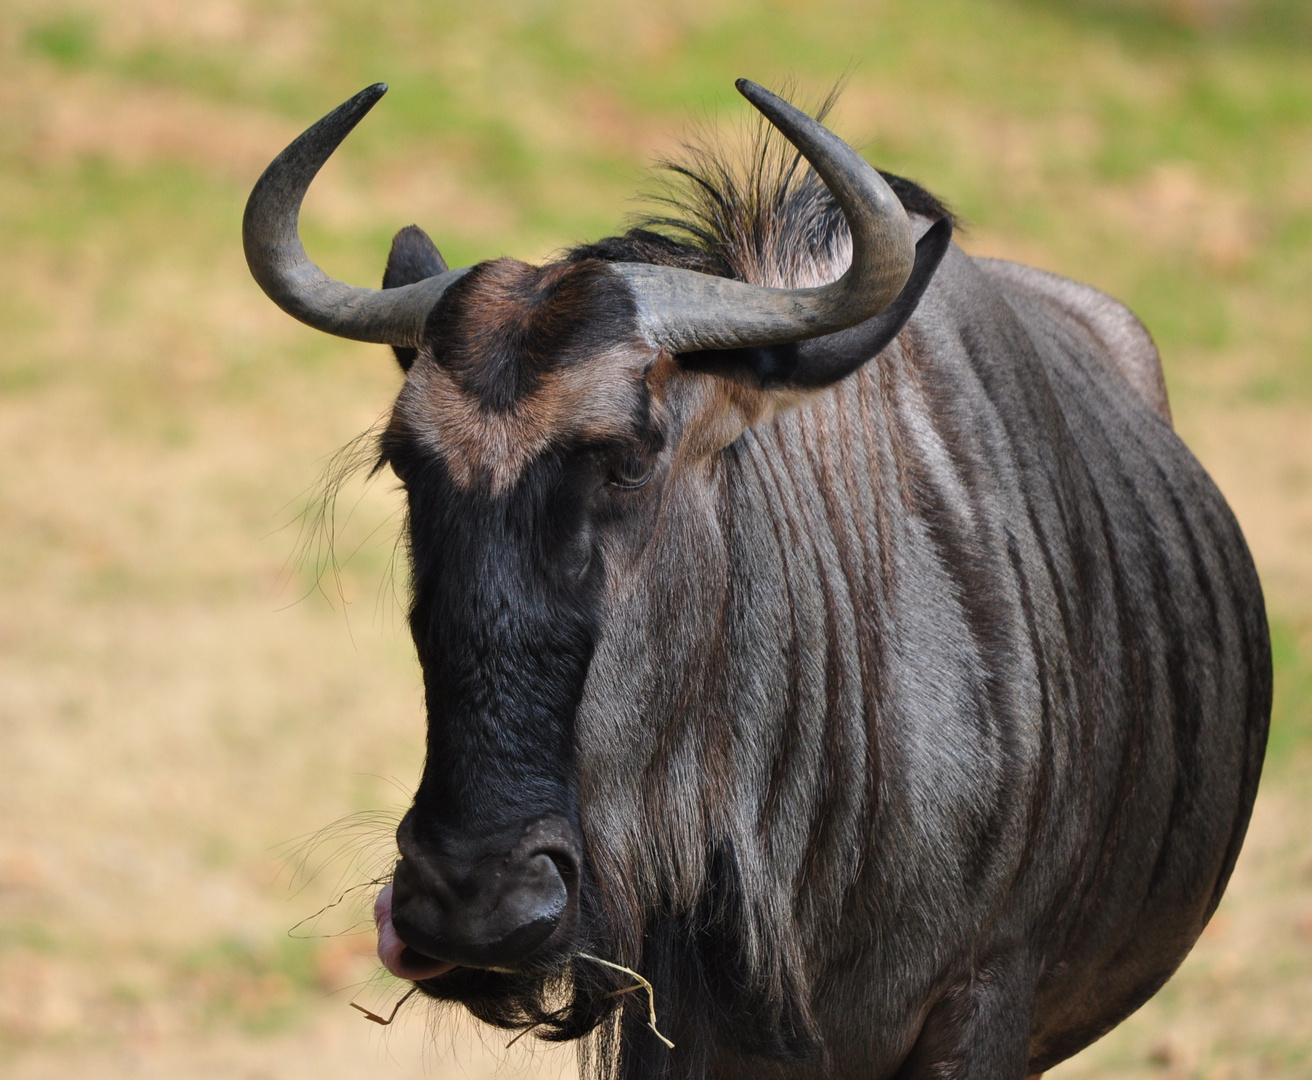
xmin=5 ymin=0 xmax=1311 ymax=395
xmin=1269 ymin=617 xmax=1312 ymax=768
xmin=1 ymin=0 xmax=1310 ymax=1076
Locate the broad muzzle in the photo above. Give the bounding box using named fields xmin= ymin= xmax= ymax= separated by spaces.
xmin=377 ymin=815 xmax=581 ymax=976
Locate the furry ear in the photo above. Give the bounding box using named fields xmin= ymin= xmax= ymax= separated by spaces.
xmin=382 ymin=225 xmax=449 ymax=371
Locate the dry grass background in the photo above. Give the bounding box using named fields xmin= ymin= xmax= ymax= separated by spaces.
xmin=0 ymin=0 xmax=1309 ymax=1077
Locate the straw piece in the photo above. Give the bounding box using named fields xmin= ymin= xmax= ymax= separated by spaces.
xmin=505 ymin=1020 xmax=545 ymax=1048
xmin=350 ymin=985 xmax=417 ymax=1025
xmin=288 ymin=876 xmax=388 ymax=938
xmin=575 ymin=952 xmax=675 ymax=1049
xmin=351 ymin=954 xmax=674 ymax=1051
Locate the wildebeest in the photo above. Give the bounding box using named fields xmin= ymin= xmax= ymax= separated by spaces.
xmin=243 ymin=81 xmax=1270 ymax=1080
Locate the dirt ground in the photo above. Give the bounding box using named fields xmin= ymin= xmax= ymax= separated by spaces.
xmin=1 ymin=1 xmax=1309 ymax=1077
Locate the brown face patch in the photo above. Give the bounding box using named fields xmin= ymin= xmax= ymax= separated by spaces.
xmin=390 ymin=258 xmax=660 ymax=492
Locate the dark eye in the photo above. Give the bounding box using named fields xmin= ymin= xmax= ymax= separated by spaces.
xmin=607 ymin=451 xmax=653 ymax=491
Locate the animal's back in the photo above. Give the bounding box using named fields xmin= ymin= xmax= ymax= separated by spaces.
xmin=958 ymin=251 xmax=1270 ymax=1068
xmin=978 ymin=257 xmax=1172 ymax=425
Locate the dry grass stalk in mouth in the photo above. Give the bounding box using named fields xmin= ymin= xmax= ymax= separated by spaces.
xmin=343 ymin=953 xmax=674 ymax=1049
xmin=349 ymin=985 xmax=417 ymax=1026
xmin=500 ymin=953 xmax=677 ymax=1049
xmin=575 ymin=952 xmax=675 ymax=1050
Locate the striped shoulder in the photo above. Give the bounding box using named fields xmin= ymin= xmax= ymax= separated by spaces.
xmin=975 ymin=258 xmax=1171 ymax=426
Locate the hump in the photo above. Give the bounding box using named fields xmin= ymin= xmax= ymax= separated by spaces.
xmin=976 ymin=258 xmax=1172 ymax=425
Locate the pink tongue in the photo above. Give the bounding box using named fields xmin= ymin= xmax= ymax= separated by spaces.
xmin=374 ymin=883 xmax=458 ymax=981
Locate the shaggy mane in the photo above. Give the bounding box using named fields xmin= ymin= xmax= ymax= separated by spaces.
xmin=568 ymin=85 xmax=952 ymax=287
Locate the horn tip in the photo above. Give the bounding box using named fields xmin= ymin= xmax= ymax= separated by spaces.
xmin=735 ymin=79 xmax=797 ymax=126
xmin=735 ymin=78 xmax=767 ymax=102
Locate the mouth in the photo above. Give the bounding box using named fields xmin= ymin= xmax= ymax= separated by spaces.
xmin=374 ymin=882 xmax=459 ymax=982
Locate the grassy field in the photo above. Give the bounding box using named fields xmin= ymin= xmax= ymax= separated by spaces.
xmin=0 ymin=0 xmax=1309 ymax=1077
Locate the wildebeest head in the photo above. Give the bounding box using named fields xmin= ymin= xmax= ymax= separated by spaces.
xmin=244 ymin=81 xmax=950 ymax=1043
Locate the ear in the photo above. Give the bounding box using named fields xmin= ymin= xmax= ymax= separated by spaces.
xmin=382 ymin=225 xmax=449 ymax=372
xmin=677 ymin=217 xmax=952 ymax=390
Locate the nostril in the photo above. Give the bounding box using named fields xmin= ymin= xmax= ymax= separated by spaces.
xmin=523 ymin=823 xmax=582 ymax=894
xmin=539 ymin=845 xmax=580 ymax=885
xmin=518 ymin=850 xmax=571 ymax=906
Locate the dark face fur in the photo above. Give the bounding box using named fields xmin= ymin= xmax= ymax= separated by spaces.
xmin=374 ymin=252 xmax=672 ymax=1032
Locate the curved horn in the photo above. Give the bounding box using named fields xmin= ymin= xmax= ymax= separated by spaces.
xmin=680 ymin=216 xmax=952 ymax=389
xmin=615 ymin=80 xmax=916 ymax=355
xmin=242 ymin=83 xmax=468 ymax=347
xmin=782 ymin=216 xmax=952 ymax=385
